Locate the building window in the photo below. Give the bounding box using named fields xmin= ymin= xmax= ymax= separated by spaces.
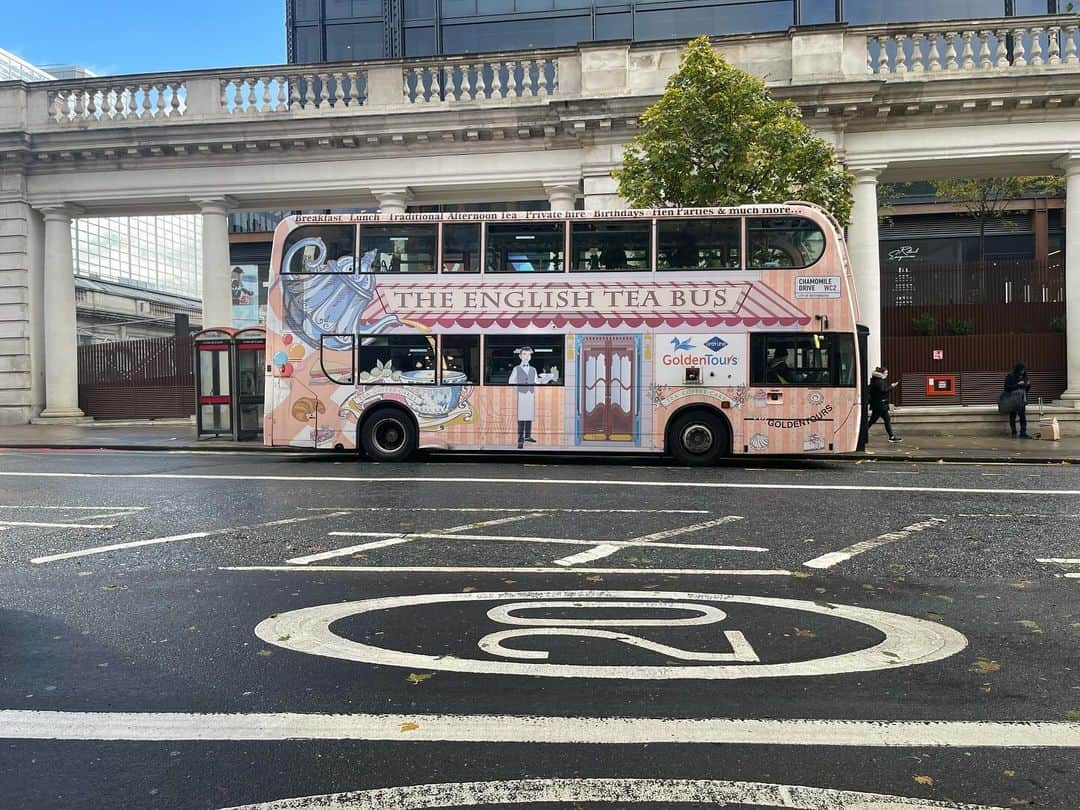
xmin=358 ymin=334 xmax=437 ymax=382
xmin=657 ymin=219 xmax=740 ymax=271
xmin=485 ymin=222 xmax=565 ymax=273
xmin=442 ymin=223 xmax=481 ymax=273
xmin=440 ymin=335 xmax=481 ymax=383
xmin=570 ymin=220 xmax=651 ymax=272
xmin=747 ymin=217 xmax=826 ymax=269
xmin=749 ymin=333 xmax=855 ymax=387
xmin=283 ymin=225 xmax=356 ymax=274
xmin=484 ymin=335 xmax=565 ymax=385
xmin=359 ymin=224 xmax=437 ymax=273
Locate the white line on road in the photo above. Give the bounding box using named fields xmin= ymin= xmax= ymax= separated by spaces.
xmin=2 ymin=710 xmax=1077 ymax=747
xmin=554 ymin=516 xmax=744 ymax=567
xmin=0 ymin=505 xmax=147 ymax=510
xmin=320 ymin=531 xmax=766 ymax=553
xmin=287 ymin=513 xmax=546 ymax=565
xmin=300 ymin=507 xmax=711 ymax=514
xmin=0 ymin=520 xmax=115 ymax=529
xmin=2 ymin=470 xmax=1079 ymax=496
xmin=223 ymin=565 xmax=792 ymax=576
xmin=1036 ymin=558 xmax=1080 ymax=564
xmin=30 ymin=511 xmax=355 ymax=564
xmin=802 ymin=519 xmax=947 ymax=570
xmin=219 ymin=778 xmax=1003 ymax=810
xmin=1066 ymin=573 xmax=1080 ymax=579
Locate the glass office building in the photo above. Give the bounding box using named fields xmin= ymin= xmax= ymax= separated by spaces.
xmin=288 ymin=0 xmax=1064 ymax=62
xmin=73 ymin=216 xmax=202 ymax=299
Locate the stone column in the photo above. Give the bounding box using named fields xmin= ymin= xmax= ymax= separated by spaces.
xmin=194 ymin=198 xmax=234 ymax=329
xmin=1060 ymin=155 xmax=1080 ymax=406
xmin=848 ymin=167 xmax=884 ymax=375
xmin=544 ymin=181 xmax=579 ymax=211
xmin=37 ymin=204 xmax=87 ymax=420
xmin=373 ymin=188 xmax=412 ymax=214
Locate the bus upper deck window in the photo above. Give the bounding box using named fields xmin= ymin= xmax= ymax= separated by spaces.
xmin=442 ymin=223 xmax=481 ymax=273
xmin=282 ymin=225 xmax=356 ymax=274
xmin=657 ymin=219 xmax=740 ymax=271
xmin=359 ymin=224 xmax=437 ymax=274
xmin=747 ymin=217 xmax=826 ymax=269
xmin=485 ymin=222 xmax=565 ymax=273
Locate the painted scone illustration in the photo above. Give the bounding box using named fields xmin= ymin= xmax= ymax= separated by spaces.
xmin=291 ymin=397 xmax=326 ymax=422
xmin=749 ymin=433 xmax=769 ymax=450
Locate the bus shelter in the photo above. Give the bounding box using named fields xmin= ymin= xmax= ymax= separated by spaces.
xmin=194 ymin=327 xmax=266 ymax=441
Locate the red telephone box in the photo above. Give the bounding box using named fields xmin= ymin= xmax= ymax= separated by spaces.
xmin=194 ymin=327 xmax=266 ymax=440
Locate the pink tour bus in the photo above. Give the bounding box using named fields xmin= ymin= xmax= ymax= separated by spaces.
xmin=264 ymin=203 xmax=867 ymax=464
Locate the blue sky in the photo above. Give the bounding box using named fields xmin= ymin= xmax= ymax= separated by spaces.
xmin=4 ymin=1 xmax=286 ymax=76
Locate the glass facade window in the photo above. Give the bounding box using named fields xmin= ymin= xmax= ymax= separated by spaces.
xmin=570 ymin=220 xmax=651 ymax=272
xmin=289 ymin=0 xmax=1060 ymax=62
xmin=72 ymin=215 xmax=202 ymax=298
xmin=657 ymin=219 xmax=740 ymax=271
xmin=485 ymin=222 xmax=565 ymax=273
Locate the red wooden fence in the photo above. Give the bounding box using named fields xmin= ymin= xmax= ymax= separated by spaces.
xmin=77 ymin=336 xmax=195 ymax=419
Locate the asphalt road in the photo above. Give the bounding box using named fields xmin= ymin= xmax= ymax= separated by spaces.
xmin=0 ymin=448 xmax=1078 ymax=809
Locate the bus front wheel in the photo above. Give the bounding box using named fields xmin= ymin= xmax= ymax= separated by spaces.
xmin=668 ymin=410 xmax=729 ymax=466
xmin=360 ymin=407 xmax=418 ymax=462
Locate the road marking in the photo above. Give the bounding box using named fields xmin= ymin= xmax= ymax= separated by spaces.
xmin=225 ymin=565 xmax=791 ymax=575
xmin=288 ymin=513 xmax=546 ymax=564
xmin=219 ymin=778 xmax=1004 ymax=809
xmin=320 ymin=531 xmax=766 ymax=553
xmin=1066 ymin=573 xmax=1080 ymax=579
xmin=1 ymin=469 xmax=1079 ymax=496
xmin=554 ymin=516 xmax=744 ymax=566
xmin=300 ymin=507 xmax=711 ymax=514
xmin=30 ymin=511 xmax=354 ymax=564
xmin=1037 ymin=558 xmax=1080 ymax=564
xmin=802 ymin=518 xmax=947 ymax=570
xmin=254 ymin=590 xmax=966 ymax=679
xmin=0 ymin=505 xmax=146 ymax=510
xmin=0 ymin=520 xmax=115 ymax=529
xmin=2 ymin=710 xmax=1074 ymax=748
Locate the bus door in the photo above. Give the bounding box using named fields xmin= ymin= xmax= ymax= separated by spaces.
xmin=580 ymin=336 xmax=636 ymax=442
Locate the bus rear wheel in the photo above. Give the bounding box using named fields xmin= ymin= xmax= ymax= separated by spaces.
xmin=360 ymin=407 xmax=418 ymax=462
xmin=668 ymin=410 xmax=729 ymax=466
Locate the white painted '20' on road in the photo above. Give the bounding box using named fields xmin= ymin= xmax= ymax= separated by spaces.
xmin=254 ymin=590 xmax=967 ymax=679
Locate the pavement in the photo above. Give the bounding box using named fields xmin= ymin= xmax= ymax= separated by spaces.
xmin=1 ymin=419 xmax=1078 ymax=463
xmin=0 ymin=448 xmax=1078 ymax=809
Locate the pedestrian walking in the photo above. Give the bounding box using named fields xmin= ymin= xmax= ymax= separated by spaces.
xmin=867 ymin=366 xmax=902 ymax=443
xmin=999 ymin=362 xmax=1032 ymax=438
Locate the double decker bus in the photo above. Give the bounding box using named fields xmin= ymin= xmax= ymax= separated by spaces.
xmin=264 ymin=203 xmax=866 ymax=464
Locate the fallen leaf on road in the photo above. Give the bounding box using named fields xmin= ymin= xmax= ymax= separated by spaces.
xmin=1015 ymin=620 xmax=1042 ymax=634
xmin=913 ymin=775 xmax=934 ymax=786
xmin=970 ymin=658 xmax=1001 ymax=674
xmin=1004 ymin=770 xmax=1016 ymax=777
xmin=256 ymin=649 xmax=273 ymax=657
xmin=794 ymin=627 xmax=816 ymax=638
xmin=585 ymin=575 xmax=603 ymax=582
xmin=407 ymin=673 xmax=432 ymax=685
xmin=400 ymin=722 xmax=419 ymax=732
xmin=1066 ymin=710 xmax=1080 ymax=720
xmin=462 ymin=586 xmax=476 ymax=592
xmin=791 ymin=571 xmax=812 ymax=580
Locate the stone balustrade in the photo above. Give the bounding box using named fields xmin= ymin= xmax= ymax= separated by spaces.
xmin=403 ymin=55 xmax=560 ymax=103
xmin=49 ymin=80 xmax=187 ymax=123
xmin=8 ymin=14 xmax=1079 ymax=131
xmin=220 ymin=68 xmax=367 ymax=114
xmin=865 ymin=15 xmax=1080 ymax=76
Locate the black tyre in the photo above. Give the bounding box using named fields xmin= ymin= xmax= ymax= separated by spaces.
xmin=668 ymin=410 xmax=729 ymax=466
xmin=360 ymin=408 xmax=418 ymax=462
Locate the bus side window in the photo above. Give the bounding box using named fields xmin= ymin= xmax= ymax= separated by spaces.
xmin=750 ymin=333 xmax=847 ymax=387
xmin=357 ymin=335 xmax=437 ymax=383
xmin=439 ymin=335 xmax=480 ymax=384
xmin=747 ymin=217 xmax=826 ymax=269
xmin=442 ymin=223 xmax=481 ymax=273
xmin=485 ymin=222 xmax=565 ymax=273
xmin=282 ymin=225 xmax=357 ymax=274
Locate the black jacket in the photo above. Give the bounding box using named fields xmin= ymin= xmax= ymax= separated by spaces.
xmin=1003 ymin=371 xmax=1029 ymax=394
xmin=867 ymin=376 xmax=893 ymax=411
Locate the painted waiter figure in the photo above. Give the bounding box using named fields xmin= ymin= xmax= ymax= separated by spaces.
xmin=510 ymin=346 xmax=552 ymax=448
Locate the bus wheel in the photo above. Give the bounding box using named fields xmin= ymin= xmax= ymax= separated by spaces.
xmin=360 ymin=408 xmax=417 ymax=462
xmin=668 ymin=410 xmax=728 ymax=466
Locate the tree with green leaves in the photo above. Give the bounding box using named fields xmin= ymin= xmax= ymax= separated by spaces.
xmin=930 ymin=176 xmax=1066 ymax=260
xmin=617 ymin=36 xmax=854 ymax=224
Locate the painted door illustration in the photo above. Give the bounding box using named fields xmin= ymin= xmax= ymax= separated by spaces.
xmin=580 ymin=336 xmax=636 ymax=442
